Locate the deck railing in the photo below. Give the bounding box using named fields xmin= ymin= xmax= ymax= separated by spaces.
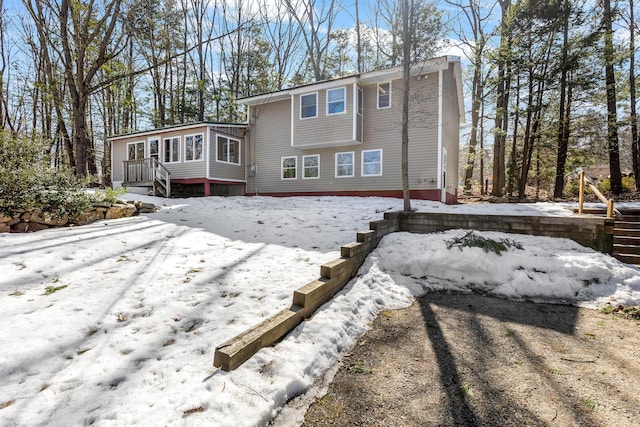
xmin=578 ymin=170 xmax=615 ymax=219
xmin=123 ymin=158 xmax=171 ymax=197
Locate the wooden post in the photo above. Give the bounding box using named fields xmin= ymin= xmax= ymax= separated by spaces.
xmin=578 ymin=171 xmax=585 ymax=214
xmin=607 ymin=199 xmax=614 ymax=219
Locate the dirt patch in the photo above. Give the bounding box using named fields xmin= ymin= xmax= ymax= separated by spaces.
xmin=302 ymin=293 xmax=640 ymax=426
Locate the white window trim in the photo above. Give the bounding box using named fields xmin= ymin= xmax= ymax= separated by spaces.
xmin=281 ymin=156 xmax=297 ymax=180
xmin=377 ymin=82 xmax=391 ymax=109
xmin=126 ymin=141 xmax=145 ymax=160
xmin=357 ymin=86 xmax=363 ymax=116
xmin=326 ymin=86 xmax=346 ymax=116
xmin=163 ymin=136 xmax=181 ymax=163
xmin=184 ymin=133 xmax=204 ymax=162
xmin=361 ymin=149 xmax=383 ymax=177
xmin=302 ymin=154 xmax=320 ymax=180
xmin=300 ymin=92 xmax=318 ymax=119
xmin=215 ymin=134 xmax=241 ymax=165
xmin=335 ymin=151 xmax=355 ymax=178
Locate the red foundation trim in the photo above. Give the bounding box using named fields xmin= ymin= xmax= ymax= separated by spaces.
xmin=170 ymin=178 xmax=245 ymax=197
xmin=245 ymin=189 xmax=458 ymax=204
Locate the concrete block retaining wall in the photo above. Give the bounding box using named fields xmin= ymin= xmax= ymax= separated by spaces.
xmin=399 ymin=212 xmax=614 ymax=254
xmin=213 ymin=210 xmax=613 ymax=371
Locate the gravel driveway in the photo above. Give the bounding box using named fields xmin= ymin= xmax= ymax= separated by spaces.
xmin=301 ymin=293 xmax=640 ymax=426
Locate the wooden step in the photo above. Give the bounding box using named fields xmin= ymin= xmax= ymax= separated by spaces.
xmin=614 ymin=222 xmax=640 ymax=231
xmin=614 ymin=236 xmax=640 ymax=245
xmin=613 ymin=253 xmax=640 ymax=266
xmin=616 ymin=215 xmax=640 ymax=223
xmin=613 ymin=244 xmax=640 ymax=255
xmin=613 ymin=228 xmax=640 ymax=237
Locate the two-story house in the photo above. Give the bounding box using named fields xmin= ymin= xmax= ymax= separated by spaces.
xmin=108 ymin=55 xmax=464 ymax=203
xmin=241 ymin=55 xmax=463 ymax=203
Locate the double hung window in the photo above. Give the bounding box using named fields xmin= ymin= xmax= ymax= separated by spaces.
xmin=335 ymin=152 xmax=354 ymax=177
xmin=303 ymin=155 xmax=320 ymax=179
xmin=281 ymin=156 xmax=297 ymax=179
xmin=327 ymin=87 xmax=346 ymax=115
xmin=300 ymin=93 xmax=317 ymax=119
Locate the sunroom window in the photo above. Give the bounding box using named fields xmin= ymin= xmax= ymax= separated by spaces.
xmin=217 ymin=135 xmax=240 ymax=164
xmin=127 ymin=141 xmax=145 ymax=160
xmin=185 ymin=134 xmax=203 ymax=161
xmin=163 ymin=137 xmax=180 ymax=163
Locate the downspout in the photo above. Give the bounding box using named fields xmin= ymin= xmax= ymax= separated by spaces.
xmin=290 ymin=94 xmax=295 ymax=147
xmin=206 ymin=125 xmax=211 ymax=181
xmin=437 ymin=69 xmax=444 ymax=203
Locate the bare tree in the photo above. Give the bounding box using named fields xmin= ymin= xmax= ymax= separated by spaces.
xmin=259 ymin=0 xmax=303 ymax=89
xmin=25 ymin=0 xmax=129 ymax=177
xmin=284 ymin=0 xmax=337 ymax=81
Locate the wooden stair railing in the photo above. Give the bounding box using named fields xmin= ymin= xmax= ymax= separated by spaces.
xmin=577 ymin=171 xmax=617 ymax=219
xmin=152 ymin=158 xmax=171 ymax=198
xmin=123 ymin=158 xmax=171 ymax=198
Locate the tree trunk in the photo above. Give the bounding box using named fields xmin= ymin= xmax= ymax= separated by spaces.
xmin=630 ymin=0 xmax=639 ymax=191
xmin=464 ymin=45 xmax=482 ymax=192
xmin=604 ymin=0 xmax=623 ymax=194
xmin=72 ymin=95 xmax=90 ymax=177
xmin=492 ymin=0 xmax=511 ymax=197
xmin=401 ymin=0 xmax=412 ymax=211
xmin=554 ymin=3 xmax=570 ymax=198
xmin=507 ymin=71 xmax=520 ymax=196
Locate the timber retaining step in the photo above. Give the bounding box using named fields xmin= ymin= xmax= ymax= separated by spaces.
xmin=213 ymin=213 xmax=401 ymax=371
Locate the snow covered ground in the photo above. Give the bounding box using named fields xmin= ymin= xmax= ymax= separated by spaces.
xmin=1 ymin=195 xmax=639 ymax=426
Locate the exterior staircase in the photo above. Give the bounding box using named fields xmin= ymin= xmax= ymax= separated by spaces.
xmin=123 ymin=158 xmax=171 ymax=198
xmin=613 ymin=213 xmax=640 ymax=266
xmin=578 ymin=207 xmax=640 ymax=267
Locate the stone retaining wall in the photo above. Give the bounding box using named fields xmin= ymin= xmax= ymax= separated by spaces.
xmin=0 ymin=201 xmax=157 ymax=233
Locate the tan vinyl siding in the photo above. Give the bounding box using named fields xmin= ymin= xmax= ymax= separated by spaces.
xmin=156 ymin=127 xmax=207 ymax=179
xmin=441 ymin=64 xmax=461 ymax=193
xmin=246 ymin=99 xmax=292 ymax=193
xmin=360 ymin=76 xmax=440 ymax=191
xmin=292 ymin=84 xmax=355 ymax=147
xmin=209 ymin=129 xmax=245 ymax=181
xmin=112 ymin=138 xmax=127 ymax=181
xmin=248 ymin=74 xmax=443 ymax=194
xmin=111 ymin=124 xmax=248 ymax=184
